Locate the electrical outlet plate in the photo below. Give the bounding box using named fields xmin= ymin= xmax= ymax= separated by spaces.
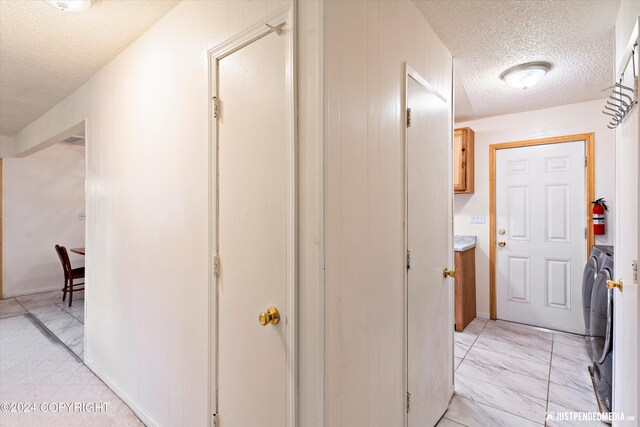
xmin=78 ymin=213 xmax=86 ymax=221
xmin=470 ymin=215 xmax=486 ymax=224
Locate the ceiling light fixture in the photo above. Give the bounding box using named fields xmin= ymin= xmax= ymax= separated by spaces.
xmin=500 ymin=61 xmax=552 ymax=89
xmin=44 ymin=0 xmax=92 ymax=12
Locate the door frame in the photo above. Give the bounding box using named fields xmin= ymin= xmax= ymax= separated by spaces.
xmin=489 ymin=133 xmax=595 ymax=319
xmin=207 ymin=5 xmax=297 ymax=426
xmin=403 ymin=63 xmax=454 ymax=425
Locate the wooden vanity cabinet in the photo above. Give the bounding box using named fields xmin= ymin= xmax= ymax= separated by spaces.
xmin=454 ymin=127 xmax=475 ymax=194
xmin=454 ymin=248 xmax=477 ymax=332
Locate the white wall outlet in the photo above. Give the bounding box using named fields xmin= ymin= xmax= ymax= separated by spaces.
xmin=470 ymin=215 xmax=486 ymax=224
xmin=78 ymin=213 xmax=86 ymax=221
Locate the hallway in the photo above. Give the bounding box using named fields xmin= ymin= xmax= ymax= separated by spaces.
xmin=441 ymin=318 xmax=604 ymax=426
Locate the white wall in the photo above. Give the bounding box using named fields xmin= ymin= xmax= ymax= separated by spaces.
xmin=455 ymin=99 xmax=616 ymax=316
xmin=6 ymin=1 xmax=323 ymax=426
xmin=615 ymin=0 xmax=640 ymax=69
xmin=324 ymin=1 xmax=452 ymax=424
xmin=0 ymin=135 xmax=14 ymax=158
xmin=3 ymin=143 xmax=85 ymax=297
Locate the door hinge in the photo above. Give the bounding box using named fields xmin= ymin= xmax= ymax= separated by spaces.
xmin=406 ymin=250 xmax=411 ymax=271
xmin=213 ymin=413 xmax=218 ymax=427
xmin=213 ymin=96 xmax=220 ymax=119
xmin=633 ymin=260 xmax=638 ymax=284
xmin=213 ymin=255 xmax=220 ymax=277
xmin=406 ymin=108 xmax=412 ymax=127
xmin=585 ymin=157 xmax=587 ymax=167
xmin=585 ymin=227 xmax=587 ymax=239
xmin=406 ymin=391 xmax=411 ymax=413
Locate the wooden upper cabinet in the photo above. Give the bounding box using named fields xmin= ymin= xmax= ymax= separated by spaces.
xmin=454 ymin=127 xmax=475 ymax=194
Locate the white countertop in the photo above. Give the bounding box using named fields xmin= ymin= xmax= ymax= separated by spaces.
xmin=454 ymin=235 xmax=476 ymax=252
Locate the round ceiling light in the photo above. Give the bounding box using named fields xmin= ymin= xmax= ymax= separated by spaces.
xmin=44 ymin=0 xmax=92 ymax=12
xmin=500 ymin=61 xmax=552 ymax=89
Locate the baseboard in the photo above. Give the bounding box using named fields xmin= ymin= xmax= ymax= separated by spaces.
xmin=476 ymin=312 xmax=490 ymax=319
xmin=3 ymin=285 xmax=62 ymax=299
xmin=84 ymin=357 xmax=157 ymax=427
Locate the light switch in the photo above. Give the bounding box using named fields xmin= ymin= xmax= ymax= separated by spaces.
xmin=470 ymin=215 xmax=485 ymax=224
xmin=78 ymin=213 xmax=86 ymax=221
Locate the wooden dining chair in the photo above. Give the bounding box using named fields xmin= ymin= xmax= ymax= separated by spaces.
xmin=54 ymin=245 xmax=85 ymax=307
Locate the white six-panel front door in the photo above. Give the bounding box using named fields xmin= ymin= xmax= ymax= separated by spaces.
xmin=496 ymin=141 xmax=586 ymax=334
xmin=215 ymin=27 xmax=290 ymax=427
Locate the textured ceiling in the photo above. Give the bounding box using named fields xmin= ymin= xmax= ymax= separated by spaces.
xmin=0 ymin=0 xmax=180 ymax=136
xmin=413 ymin=0 xmax=620 ymax=122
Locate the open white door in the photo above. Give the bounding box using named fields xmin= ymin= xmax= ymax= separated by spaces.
xmin=405 ymin=65 xmax=454 ymax=426
xmin=210 ymin=9 xmax=295 ymax=427
xmin=613 ymin=27 xmax=638 ymax=425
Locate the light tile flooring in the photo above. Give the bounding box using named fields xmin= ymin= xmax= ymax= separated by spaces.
xmin=2 ymin=292 xmax=606 ymax=426
xmin=1 ymin=290 xmax=84 ymax=360
xmin=0 ymin=311 xmax=143 ymax=426
xmin=439 ymin=317 xmax=606 ymax=426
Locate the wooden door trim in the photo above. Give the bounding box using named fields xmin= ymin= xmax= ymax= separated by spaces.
xmin=489 ymin=133 xmax=595 ymax=319
xmin=208 ymin=5 xmax=297 ymax=425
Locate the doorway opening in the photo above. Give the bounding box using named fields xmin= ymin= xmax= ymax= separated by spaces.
xmin=0 ymin=121 xmax=87 ymax=360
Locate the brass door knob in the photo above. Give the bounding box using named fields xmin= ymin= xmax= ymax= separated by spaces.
xmin=443 ymin=268 xmax=455 ymax=278
xmin=498 ymin=240 xmax=506 ymax=247
xmin=606 ymin=279 xmax=623 ymax=292
xmin=498 ymin=228 xmax=506 ymax=235
xmin=258 ymin=307 xmax=280 ymax=326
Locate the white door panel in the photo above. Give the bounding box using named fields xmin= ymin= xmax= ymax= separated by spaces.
xmin=406 ymin=68 xmax=453 ymax=427
xmin=613 ymin=51 xmax=638 ymax=425
xmin=496 ymin=141 xmax=586 ymax=334
xmin=216 ymin=28 xmax=289 ymax=427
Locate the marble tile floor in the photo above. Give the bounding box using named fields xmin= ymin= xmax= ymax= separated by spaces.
xmin=439 ymin=317 xmax=607 ymax=426
xmin=2 ymin=292 xmax=607 ymax=426
xmin=0 ymin=313 xmax=142 ymax=426
xmin=1 ymin=290 xmax=84 ymax=360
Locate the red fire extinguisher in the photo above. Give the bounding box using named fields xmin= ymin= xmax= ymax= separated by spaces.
xmin=592 ymin=198 xmax=608 ymax=235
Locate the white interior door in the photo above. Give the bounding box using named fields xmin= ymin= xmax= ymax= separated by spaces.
xmin=215 ymin=26 xmax=291 ymax=427
xmin=495 ymin=141 xmax=586 ymax=334
xmin=613 ymin=49 xmax=638 ymax=425
xmin=406 ymin=68 xmax=454 ymax=426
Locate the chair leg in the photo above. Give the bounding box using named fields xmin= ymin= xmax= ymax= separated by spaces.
xmin=68 ymin=280 xmax=73 ymax=307
xmin=62 ymin=278 xmax=67 ymax=301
